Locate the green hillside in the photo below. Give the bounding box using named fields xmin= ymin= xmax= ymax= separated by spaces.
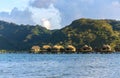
xmin=0 ymin=18 xmax=120 ymax=51
xmin=0 ymin=21 xmax=52 ymax=50
xmin=61 ymin=18 xmax=120 ymax=48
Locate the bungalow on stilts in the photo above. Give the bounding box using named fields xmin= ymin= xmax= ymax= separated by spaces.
xmin=79 ymin=45 xmax=93 ymax=53
xmin=65 ymin=45 xmax=76 ymax=53
xmin=52 ymin=45 xmax=64 ymax=53
xmin=100 ymin=44 xmax=113 ymax=53
xmin=31 ymin=46 xmax=41 ymax=53
xmin=42 ymin=45 xmax=52 ymax=53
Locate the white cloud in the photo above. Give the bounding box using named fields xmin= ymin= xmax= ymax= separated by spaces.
xmin=41 ymin=18 xmax=51 ymax=29
xmin=0 ymin=8 xmax=34 ymax=25
xmin=30 ymin=4 xmax=62 ymax=29
xmin=1 ymin=0 xmax=120 ymax=29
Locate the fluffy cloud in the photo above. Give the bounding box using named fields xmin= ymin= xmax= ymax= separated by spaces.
xmin=0 ymin=1 xmax=62 ymax=30
xmin=30 ymin=4 xmax=61 ymax=29
xmin=0 ymin=8 xmax=34 ymax=25
xmin=29 ymin=0 xmax=62 ymax=29
xmin=0 ymin=0 xmax=120 ymax=29
xmin=29 ymin=0 xmax=83 ymax=26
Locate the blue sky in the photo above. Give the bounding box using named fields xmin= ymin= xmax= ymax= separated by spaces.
xmin=0 ymin=0 xmax=120 ymax=29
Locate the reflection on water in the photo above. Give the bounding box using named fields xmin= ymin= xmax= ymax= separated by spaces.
xmin=0 ymin=54 xmax=119 ymax=78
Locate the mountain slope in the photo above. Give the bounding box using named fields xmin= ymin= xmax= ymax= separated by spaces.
xmin=61 ymin=18 xmax=120 ymax=48
xmin=0 ymin=21 xmax=52 ymax=50
xmin=0 ymin=18 xmax=120 ymax=51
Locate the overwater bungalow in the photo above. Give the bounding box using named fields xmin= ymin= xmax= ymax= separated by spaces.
xmin=42 ymin=45 xmax=52 ymax=53
xmin=31 ymin=46 xmax=41 ymax=53
xmin=79 ymin=45 xmax=93 ymax=53
xmin=65 ymin=45 xmax=76 ymax=53
xmin=100 ymin=44 xmax=113 ymax=53
xmin=52 ymin=45 xmax=64 ymax=53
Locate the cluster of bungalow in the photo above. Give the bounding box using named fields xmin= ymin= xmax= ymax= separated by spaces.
xmin=30 ymin=44 xmax=117 ymax=54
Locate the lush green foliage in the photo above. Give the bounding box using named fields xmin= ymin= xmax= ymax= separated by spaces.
xmin=0 ymin=18 xmax=120 ymax=51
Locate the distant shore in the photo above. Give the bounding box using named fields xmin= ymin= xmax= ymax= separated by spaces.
xmin=0 ymin=51 xmax=118 ymax=54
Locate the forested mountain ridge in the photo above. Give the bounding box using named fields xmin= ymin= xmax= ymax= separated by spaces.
xmin=61 ymin=18 xmax=120 ymax=48
xmin=0 ymin=21 xmax=52 ymax=50
xmin=0 ymin=18 xmax=120 ymax=51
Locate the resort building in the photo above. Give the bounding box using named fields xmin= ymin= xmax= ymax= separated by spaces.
xmin=31 ymin=46 xmax=41 ymax=53
xmin=42 ymin=45 xmax=52 ymax=52
xmin=80 ymin=45 xmax=93 ymax=53
xmin=52 ymin=45 xmax=64 ymax=53
xmin=65 ymin=45 xmax=76 ymax=53
xmin=101 ymin=44 xmax=112 ymax=52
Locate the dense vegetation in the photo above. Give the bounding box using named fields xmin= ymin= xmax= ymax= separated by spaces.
xmin=0 ymin=18 xmax=120 ymax=51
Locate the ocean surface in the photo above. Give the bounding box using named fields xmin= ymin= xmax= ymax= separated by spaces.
xmin=0 ymin=53 xmax=120 ymax=78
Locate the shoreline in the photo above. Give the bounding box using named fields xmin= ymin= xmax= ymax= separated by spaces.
xmin=0 ymin=51 xmax=119 ymax=54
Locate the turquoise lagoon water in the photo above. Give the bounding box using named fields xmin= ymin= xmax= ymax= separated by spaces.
xmin=0 ymin=53 xmax=120 ymax=78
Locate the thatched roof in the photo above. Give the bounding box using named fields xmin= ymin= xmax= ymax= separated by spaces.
xmin=31 ymin=46 xmax=41 ymax=53
xmin=82 ymin=45 xmax=92 ymax=50
xmin=102 ymin=44 xmax=111 ymax=49
xmin=43 ymin=45 xmax=51 ymax=49
xmin=66 ymin=45 xmax=76 ymax=51
xmin=67 ymin=45 xmax=75 ymax=49
xmin=101 ymin=44 xmax=112 ymax=52
xmin=31 ymin=46 xmax=40 ymax=50
xmin=53 ymin=45 xmax=64 ymax=49
xmin=83 ymin=45 xmax=88 ymax=47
